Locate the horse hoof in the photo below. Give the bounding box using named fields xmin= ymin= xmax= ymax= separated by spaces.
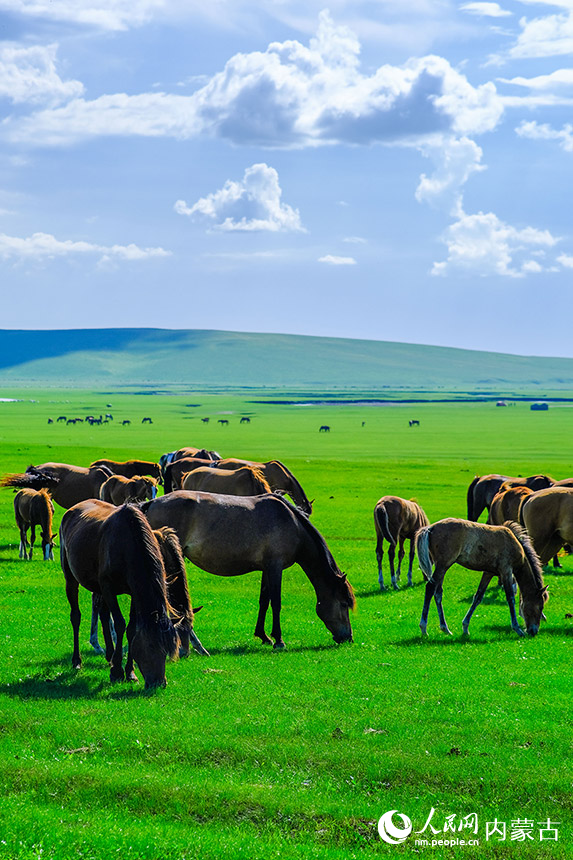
xmin=110 ymin=670 xmax=125 ymax=683
xmin=273 ymin=641 xmax=286 ymax=650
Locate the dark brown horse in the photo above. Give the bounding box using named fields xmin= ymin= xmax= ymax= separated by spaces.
xmin=99 ymin=474 xmax=158 ymax=505
xmin=213 ymin=458 xmax=313 ymax=515
xmin=520 ymin=487 xmax=573 ymax=565
xmin=374 ymin=496 xmax=429 ymax=590
xmin=1 ymin=462 xmax=113 ymax=509
xmin=416 ymin=518 xmax=547 ymax=637
xmin=487 ymin=484 xmax=534 ymax=526
xmin=163 ymin=458 xmax=221 ymax=493
xmin=181 ymin=465 xmax=272 ymax=496
xmin=142 ymin=491 xmax=354 ymax=649
xmin=13 ymin=488 xmax=55 ymax=560
xmin=466 ymin=473 xmax=554 ymax=521
xmin=90 ymin=459 xmax=161 ymax=482
xmin=60 ymin=501 xmax=180 ymax=688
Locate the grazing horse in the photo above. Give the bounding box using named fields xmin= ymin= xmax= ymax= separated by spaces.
xmin=240 ymin=417 xmax=251 ymax=424
xmin=214 ymin=459 xmax=313 ymax=515
xmin=409 ymin=420 xmax=420 ymax=427
xmin=466 ymin=473 xmax=554 ymax=521
xmin=90 ymin=525 xmax=209 ymax=659
xmin=487 ymin=483 xmax=534 ymax=526
xmin=142 ymin=417 xmax=153 ymax=424
xmin=373 ymin=496 xmax=429 ymax=590
xmin=13 ymin=488 xmax=55 ymax=560
xmin=181 ymin=465 xmax=271 ymax=496
xmin=319 ymin=425 xmax=330 ymax=432
xmin=142 ymin=491 xmax=355 ymax=649
xmin=416 ymin=518 xmax=547 ymax=637
xmin=60 ymin=501 xmax=180 ymax=688
xmin=100 ymin=474 xmax=158 ymax=505
xmin=1 ymin=462 xmax=113 ymax=509
xmin=520 ymin=487 xmax=573 ymax=565
xmin=90 ymin=459 xmax=161 ymax=482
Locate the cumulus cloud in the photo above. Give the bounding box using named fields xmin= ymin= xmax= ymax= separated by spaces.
xmin=557 ymin=253 xmax=573 ymax=268
xmin=431 ymin=210 xmax=559 ymax=277
xmin=415 ymin=136 xmax=484 ymax=217
xmin=175 ymin=163 xmax=305 ymax=232
xmin=0 ymin=231 xmax=170 ymax=262
xmin=3 ymin=11 xmax=504 ymax=147
xmin=318 ymin=254 xmax=356 ymax=265
xmin=516 ymin=120 xmax=573 ymax=151
xmin=460 ymin=3 xmax=512 ymax=18
xmin=0 ymin=43 xmax=83 ymax=105
xmin=508 ymin=7 xmax=573 ymax=59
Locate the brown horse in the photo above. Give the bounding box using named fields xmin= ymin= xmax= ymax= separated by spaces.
xmin=99 ymin=474 xmax=158 ymax=505
xmin=181 ymin=465 xmax=271 ymax=496
xmin=163 ymin=458 xmax=220 ymax=492
xmin=416 ymin=518 xmax=547 ymax=637
xmin=373 ymin=496 xmax=429 ymax=590
xmin=1 ymin=462 xmax=113 ymax=509
xmin=142 ymin=491 xmax=354 ymax=649
xmin=520 ymin=487 xmax=573 ymax=565
xmin=174 ymin=447 xmax=221 ymax=462
xmin=60 ymin=500 xmax=180 ymax=688
xmin=214 ymin=459 xmax=313 ymax=514
xmin=90 ymin=459 xmax=161 ymax=482
xmin=13 ymin=488 xmax=55 ymax=560
xmin=90 ymin=524 xmax=209 ymax=659
xmin=487 ymin=484 xmax=534 ymax=526
xmin=466 ymin=474 xmax=554 ymax=521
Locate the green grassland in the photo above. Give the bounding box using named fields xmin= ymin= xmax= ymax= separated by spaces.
xmin=0 ymin=389 xmax=572 ymax=859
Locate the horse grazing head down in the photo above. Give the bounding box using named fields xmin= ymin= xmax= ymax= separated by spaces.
xmin=315 ymin=569 xmax=356 ymax=644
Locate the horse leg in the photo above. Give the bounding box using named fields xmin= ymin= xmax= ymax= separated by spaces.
xmin=433 ymin=575 xmax=452 ymax=635
xmin=89 ymin=593 xmax=106 ymax=655
xmin=65 ymin=578 xmax=82 ymax=670
xmin=376 ymin=538 xmax=385 ymax=591
xmin=29 ymin=524 xmax=36 ymax=560
xmin=123 ymin=602 xmax=138 ymax=683
xmin=254 ymin=572 xmax=273 ymax=645
xmin=407 ymin=538 xmax=416 ymax=586
xmin=101 ymin=591 xmax=127 ymax=682
xmin=388 ymin=543 xmax=397 ymax=590
xmin=266 ymin=565 xmax=285 ymax=650
xmin=419 ymin=579 xmax=436 ymax=635
xmin=18 ymin=522 xmax=29 ymax=559
xmin=395 ymin=536 xmax=406 ymax=588
xmin=502 ymin=572 xmax=525 ymax=637
xmin=462 ymin=571 xmax=494 ymax=635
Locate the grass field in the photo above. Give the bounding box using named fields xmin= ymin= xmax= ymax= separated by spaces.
xmin=0 ymin=389 xmax=571 ymax=859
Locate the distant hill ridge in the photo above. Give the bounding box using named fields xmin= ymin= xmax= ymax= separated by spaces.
xmin=1 ymin=328 xmax=573 ymax=390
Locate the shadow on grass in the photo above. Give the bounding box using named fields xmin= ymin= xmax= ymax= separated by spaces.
xmin=359 ymin=581 xmax=424 ymax=599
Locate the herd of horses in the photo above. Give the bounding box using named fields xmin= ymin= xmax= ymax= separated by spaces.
xmin=2 ymin=449 xmax=569 ymax=689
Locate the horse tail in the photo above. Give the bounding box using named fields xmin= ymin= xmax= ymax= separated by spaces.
xmin=0 ymin=471 xmax=59 ymax=491
xmin=374 ymin=503 xmax=395 ymax=546
xmin=466 ymin=476 xmax=480 ymax=520
xmin=163 ymin=464 xmax=174 ymax=494
xmin=415 ymin=526 xmax=434 ymax=583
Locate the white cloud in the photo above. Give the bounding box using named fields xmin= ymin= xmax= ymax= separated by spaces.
xmin=557 ymin=253 xmax=573 ymax=268
xmin=343 ymin=236 xmax=367 ymax=244
xmin=175 ymin=163 xmax=305 ymax=232
xmin=3 ymin=11 xmax=504 ymax=147
xmin=0 ymin=43 xmax=83 ymax=105
xmin=461 ymin=3 xmax=512 ymax=18
xmin=0 ymin=231 xmax=170 ymax=262
xmin=516 ymin=120 xmax=573 ymax=151
xmin=509 ymin=8 xmax=573 ymax=59
xmin=415 ymin=136 xmax=484 ymax=217
xmin=318 ymin=254 xmax=356 ymax=265
xmin=0 ymin=0 xmax=168 ymax=31
xmin=432 ymin=210 xmax=559 ymax=277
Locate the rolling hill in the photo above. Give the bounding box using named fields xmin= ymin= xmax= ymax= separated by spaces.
xmin=1 ymin=328 xmax=573 ymax=391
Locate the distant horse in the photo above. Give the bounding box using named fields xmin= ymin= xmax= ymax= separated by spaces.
xmin=1 ymin=462 xmax=113 ymax=509
xmin=60 ymin=501 xmax=180 ymax=688
xmin=142 ymin=491 xmax=355 ymax=649
xmin=409 ymin=420 xmax=420 ymax=427
xmin=201 ymin=418 xmax=210 ymax=424
xmin=373 ymin=496 xmax=429 ymax=590
xmin=520 ymin=487 xmax=573 ymax=565
xmin=319 ymin=425 xmax=330 ymax=432
xmin=121 ymin=420 xmax=131 ymax=426
xmin=100 ymin=475 xmax=158 ymax=505
xmin=466 ymin=473 xmax=554 ymax=521
xmin=181 ymin=465 xmax=271 ymax=496
xmin=90 ymin=459 xmax=161 ymax=482
xmin=90 ymin=524 xmax=209 ymax=659
xmin=240 ymin=417 xmax=251 ymax=424
xmin=142 ymin=417 xmax=153 ymax=424
xmin=218 ymin=419 xmax=229 ymax=426
xmin=214 ymin=458 xmax=313 ymax=515
xmin=13 ymin=488 xmax=55 ymax=560
xmin=416 ymin=518 xmax=547 ymax=637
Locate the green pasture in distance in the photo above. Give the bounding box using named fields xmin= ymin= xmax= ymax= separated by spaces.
xmin=0 ymin=389 xmax=572 ymax=860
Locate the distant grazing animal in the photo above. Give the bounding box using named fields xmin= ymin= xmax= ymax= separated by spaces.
xmin=1 ymin=462 xmax=113 ymax=510
xmin=373 ymin=496 xmax=429 ymax=590
xmin=13 ymin=488 xmax=55 ymax=560
xmin=319 ymin=425 xmax=330 ymax=432
xmin=47 ymin=418 xmax=53 ymax=424
xmin=142 ymin=491 xmax=355 ymax=649
xmin=121 ymin=420 xmax=131 ymax=426
xmin=218 ymin=419 xmax=229 ymax=426
xmin=60 ymin=500 xmax=180 ymax=689
xmin=57 ymin=416 xmax=67 ymax=423
xmin=240 ymin=417 xmax=251 ymax=424
xmin=89 ymin=459 xmax=161 ymax=482
xmin=520 ymin=487 xmax=573 ymax=565
xmin=409 ymin=420 xmax=420 ymax=427
xmin=99 ymin=474 xmax=158 ymax=505
xmin=90 ymin=525 xmax=208 ymax=659
xmin=416 ymin=518 xmax=547 ymax=637
xmin=181 ymin=465 xmax=272 ymax=496
xmin=142 ymin=417 xmax=153 ymax=424
xmin=201 ymin=418 xmax=210 ymax=424
xmin=466 ymin=474 xmax=554 ymax=521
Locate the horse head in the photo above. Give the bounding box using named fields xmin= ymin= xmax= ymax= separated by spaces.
xmin=520 ymin=585 xmax=549 ymax=636
xmin=315 ymin=572 xmax=355 ymax=644
xmin=131 ymin=611 xmax=179 ymax=690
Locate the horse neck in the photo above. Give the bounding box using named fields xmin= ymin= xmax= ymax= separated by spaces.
xmin=35 ymin=494 xmax=53 ymax=536
xmin=114 ymin=509 xmax=168 ymax=620
xmin=295 ymin=520 xmax=339 ymax=598
xmin=513 ymin=555 xmax=543 ymax=600
xmin=268 ymin=462 xmax=310 ymax=510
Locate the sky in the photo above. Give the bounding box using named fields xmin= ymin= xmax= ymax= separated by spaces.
xmin=1 ymin=1 xmax=573 ymax=356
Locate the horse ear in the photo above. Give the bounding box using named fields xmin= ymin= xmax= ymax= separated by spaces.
xmin=192 ymin=605 xmax=203 ymax=614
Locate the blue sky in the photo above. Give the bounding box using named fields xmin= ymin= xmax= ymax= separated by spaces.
xmin=1 ymin=1 xmax=573 ymax=356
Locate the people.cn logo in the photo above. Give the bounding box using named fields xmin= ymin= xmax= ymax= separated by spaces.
xmin=378 ymin=810 xmax=413 ymax=845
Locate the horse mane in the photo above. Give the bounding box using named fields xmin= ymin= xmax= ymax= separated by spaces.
xmin=271 ymin=493 xmax=356 ymax=609
xmin=503 ymin=520 xmax=545 ymax=590
xmin=244 ymin=465 xmax=272 ymax=493
xmin=266 ymin=460 xmax=312 ymax=512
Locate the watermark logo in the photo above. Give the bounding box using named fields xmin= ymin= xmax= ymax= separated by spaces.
xmin=378 ymin=810 xmax=413 ymax=845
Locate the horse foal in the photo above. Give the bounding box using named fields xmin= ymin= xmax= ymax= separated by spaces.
xmin=14 ymin=488 xmax=55 ymax=560
xmin=373 ymin=496 xmax=429 ymax=590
